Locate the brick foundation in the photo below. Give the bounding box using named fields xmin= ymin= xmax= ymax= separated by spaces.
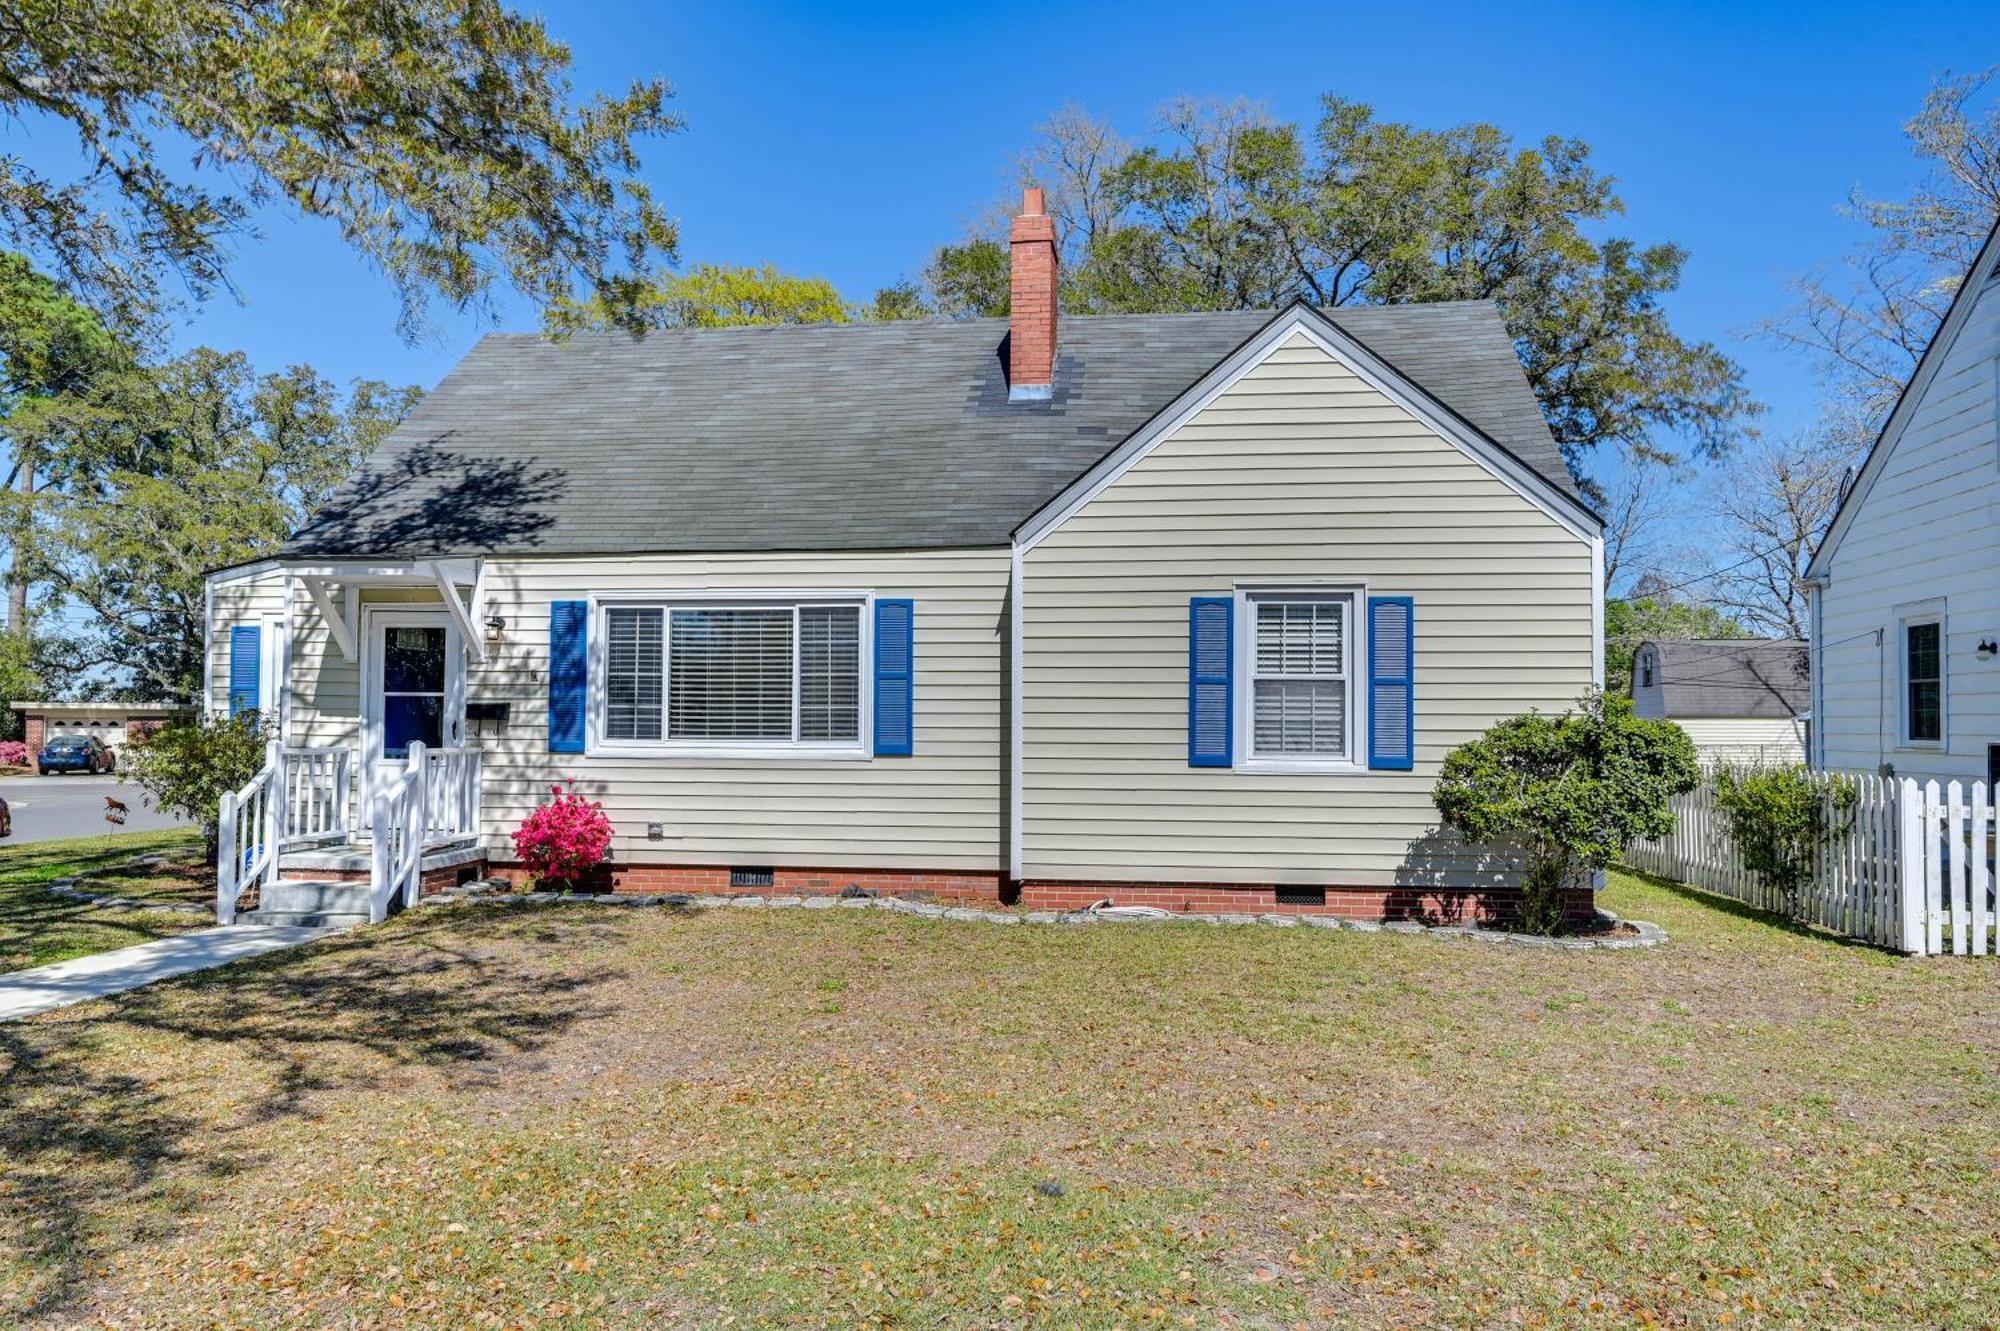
xmin=474 ymin=861 xmax=1586 ymax=925
xmin=1017 ymin=879 xmax=1595 ymax=926
xmin=487 ymin=861 xmax=1008 ymax=905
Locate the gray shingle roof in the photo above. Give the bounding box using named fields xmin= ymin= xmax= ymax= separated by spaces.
xmin=1640 ymin=639 xmax=1810 ymax=719
xmin=282 ymin=300 xmax=1588 ymax=559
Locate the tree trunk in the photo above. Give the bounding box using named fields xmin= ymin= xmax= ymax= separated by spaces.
xmin=5 ymin=457 xmax=29 ymax=636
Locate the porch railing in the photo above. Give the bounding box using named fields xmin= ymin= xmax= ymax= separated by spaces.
xmin=218 ymin=739 xmax=482 ymax=924
xmin=279 ymin=746 xmax=352 ymax=845
xmin=421 ymin=746 xmax=482 ymax=844
xmin=216 ymin=740 xmax=283 ymax=926
xmin=369 ymin=741 xmax=427 ymax=923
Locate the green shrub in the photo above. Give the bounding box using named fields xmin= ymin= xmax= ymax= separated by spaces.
xmin=122 ymin=711 xmax=270 ymax=863
xmin=1433 ymin=691 xmax=1700 ymax=934
xmin=1712 ymin=764 xmax=1854 ymax=921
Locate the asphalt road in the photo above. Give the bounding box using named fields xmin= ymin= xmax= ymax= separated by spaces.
xmin=0 ymin=772 xmax=193 ymax=846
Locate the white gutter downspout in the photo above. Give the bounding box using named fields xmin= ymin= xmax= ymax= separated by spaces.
xmin=1008 ymin=543 xmax=1024 ymax=884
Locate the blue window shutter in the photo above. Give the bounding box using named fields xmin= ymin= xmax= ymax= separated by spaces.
xmin=548 ymin=601 xmax=588 ymax=753
xmin=228 ymin=625 xmax=261 ymax=718
xmin=1368 ymin=596 xmax=1415 ymax=770
xmin=874 ymin=598 xmax=914 ymax=756
xmin=1188 ymin=597 xmax=1233 ymax=766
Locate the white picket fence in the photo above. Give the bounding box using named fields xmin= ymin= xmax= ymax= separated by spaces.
xmin=1625 ymin=772 xmax=1998 ymax=956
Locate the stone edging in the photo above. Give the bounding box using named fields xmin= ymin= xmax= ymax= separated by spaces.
xmin=44 ymin=853 xmax=213 ymax=915
xmin=424 ymin=882 xmax=1667 ymax=951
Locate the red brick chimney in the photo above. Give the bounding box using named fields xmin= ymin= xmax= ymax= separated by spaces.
xmin=1008 ymin=186 xmax=1057 ymax=400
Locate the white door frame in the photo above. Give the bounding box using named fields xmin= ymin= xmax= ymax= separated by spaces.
xmin=359 ymin=606 xmax=466 ymax=825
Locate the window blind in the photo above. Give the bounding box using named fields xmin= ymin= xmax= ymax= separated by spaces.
xmin=605 ymin=607 xmax=664 ymax=740
xmin=1251 ymin=599 xmax=1347 ymax=756
xmin=668 ymin=607 xmax=795 ymax=740
xmin=799 ymin=605 xmax=860 ymax=741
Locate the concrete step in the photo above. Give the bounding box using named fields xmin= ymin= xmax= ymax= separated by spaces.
xmin=279 ymin=838 xmax=485 ymax=878
xmin=261 ymin=878 xmax=375 ymax=917
xmin=236 ymin=909 xmax=366 ymax=930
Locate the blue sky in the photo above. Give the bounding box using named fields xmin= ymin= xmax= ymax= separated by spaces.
xmin=20 ymin=1 xmax=1996 ymax=500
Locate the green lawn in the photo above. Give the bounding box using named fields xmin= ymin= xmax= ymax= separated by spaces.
xmin=0 ymin=829 xmax=213 ymax=973
xmin=1 ymin=867 xmax=1994 ymax=1328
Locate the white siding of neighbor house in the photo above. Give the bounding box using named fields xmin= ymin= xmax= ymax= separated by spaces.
xmin=1814 ymin=273 xmax=2000 ymax=786
xmin=208 ymin=549 xmax=1012 ymax=871
xmin=1020 ymin=331 xmax=1597 ymax=887
xmin=1674 ymin=718 xmax=1806 ymax=768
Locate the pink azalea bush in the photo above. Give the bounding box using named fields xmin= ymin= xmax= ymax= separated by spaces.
xmin=0 ymin=740 xmax=29 ymax=768
xmin=511 ymin=782 xmax=613 ymax=889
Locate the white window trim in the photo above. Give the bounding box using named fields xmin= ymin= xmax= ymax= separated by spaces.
xmin=1232 ymin=583 xmax=1367 ymax=774
xmin=1897 ymin=601 xmax=1946 ymax=751
xmin=586 ymin=590 xmax=874 ymax=761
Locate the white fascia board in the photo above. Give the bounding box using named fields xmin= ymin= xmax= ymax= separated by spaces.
xmin=205 ymin=558 xmax=283 ymax=589
xmin=1806 ymin=217 xmax=2000 ymax=581
xmin=1014 ymin=304 xmax=1601 ymax=554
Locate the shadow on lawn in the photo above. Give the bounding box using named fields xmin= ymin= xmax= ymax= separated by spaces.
xmin=0 ymin=835 xmax=210 ymax=969
xmin=1616 ymin=865 xmax=1893 ymax=954
xmin=0 ymin=902 xmax=629 ymax=1320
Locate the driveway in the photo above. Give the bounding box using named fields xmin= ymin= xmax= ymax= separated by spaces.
xmin=0 ymin=773 xmax=192 ymax=844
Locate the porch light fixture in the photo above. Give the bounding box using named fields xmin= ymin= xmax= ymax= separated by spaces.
xmin=484 ymin=613 xmax=506 ymax=645
xmin=1978 ymin=638 xmax=1998 ymax=660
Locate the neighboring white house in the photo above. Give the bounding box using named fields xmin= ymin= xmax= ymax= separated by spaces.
xmin=1805 ymin=216 xmax=2000 ymax=787
xmin=1629 ymin=639 xmax=1807 ymax=767
xmin=202 ymin=189 xmax=1605 ymax=926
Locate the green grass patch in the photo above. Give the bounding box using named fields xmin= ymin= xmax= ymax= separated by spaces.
xmin=0 ymin=870 xmax=1994 ymax=1328
xmin=0 ymin=827 xmax=211 ymax=973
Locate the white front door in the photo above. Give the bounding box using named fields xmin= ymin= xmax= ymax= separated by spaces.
xmin=361 ymin=610 xmax=465 ymax=826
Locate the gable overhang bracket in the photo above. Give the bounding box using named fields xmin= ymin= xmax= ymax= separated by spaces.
xmin=301 ymin=575 xmax=359 ymax=662
xmin=430 ymin=560 xmax=486 ymax=664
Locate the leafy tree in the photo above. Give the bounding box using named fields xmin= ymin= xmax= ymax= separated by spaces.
xmin=1762 ymin=69 xmax=2000 ymax=442
xmin=574 ymin=263 xmax=851 ymax=330
xmin=908 ymin=97 xmax=1754 ymax=487
xmin=121 ymin=711 xmax=269 ymax=863
xmin=1605 ymin=591 xmax=1747 ymax=694
xmin=0 ymin=0 xmax=680 ymax=336
xmin=1712 ymin=764 xmax=1855 ymax=922
xmin=7 ymin=350 xmax=418 ymax=698
xmin=1433 ymin=691 xmax=1700 ymax=934
xmin=0 ymin=254 xmax=126 ymax=634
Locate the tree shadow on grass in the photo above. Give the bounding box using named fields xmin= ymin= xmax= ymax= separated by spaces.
xmin=0 ymin=902 xmax=633 ymax=1321
xmin=0 ymin=833 xmax=212 ymax=972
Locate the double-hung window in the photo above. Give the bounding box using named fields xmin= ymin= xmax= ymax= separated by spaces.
xmin=1903 ymin=616 xmax=1942 ymax=745
xmin=599 ymin=600 xmax=863 ymax=753
xmin=1243 ymin=591 xmax=1357 ymax=766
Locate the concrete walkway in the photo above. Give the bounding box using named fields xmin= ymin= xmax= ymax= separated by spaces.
xmin=0 ymin=925 xmax=335 ymax=1022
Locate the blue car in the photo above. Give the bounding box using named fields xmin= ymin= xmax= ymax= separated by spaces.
xmin=38 ymin=735 xmax=114 ymax=775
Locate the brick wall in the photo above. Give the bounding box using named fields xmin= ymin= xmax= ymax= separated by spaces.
xmin=1018 ymin=880 xmax=1596 ymax=926
xmin=23 ymin=715 xmax=43 ymax=750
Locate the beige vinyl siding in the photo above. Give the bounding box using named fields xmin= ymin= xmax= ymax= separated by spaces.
xmin=1021 ymin=331 xmax=1596 ymax=887
xmin=285 ymin=584 xmax=443 ymax=753
xmin=205 ymin=567 xmax=286 ymax=716
xmin=461 ymin=549 xmax=1005 ymax=871
xmin=1674 ymin=717 xmax=1806 ymax=767
xmin=1817 ymin=276 xmax=2000 ymax=785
